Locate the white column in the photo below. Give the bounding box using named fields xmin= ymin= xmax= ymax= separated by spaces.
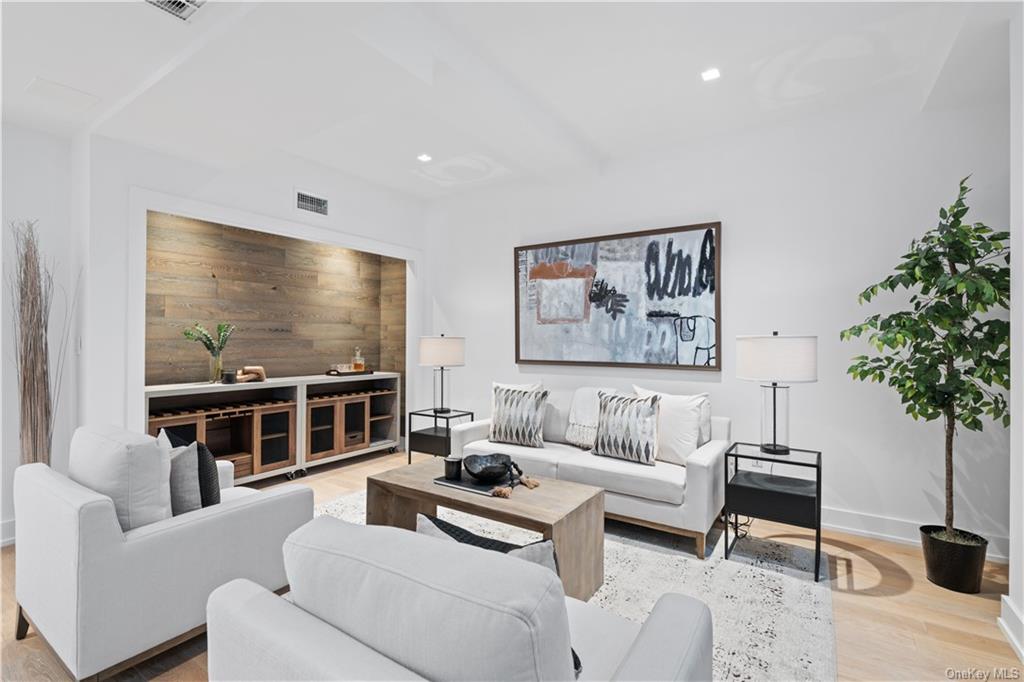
xmin=1000 ymin=5 xmax=1024 ymax=663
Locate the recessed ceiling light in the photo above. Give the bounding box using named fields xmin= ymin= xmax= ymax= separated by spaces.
xmin=701 ymin=68 xmax=721 ymax=82
xmin=417 ymin=154 xmax=432 ymax=163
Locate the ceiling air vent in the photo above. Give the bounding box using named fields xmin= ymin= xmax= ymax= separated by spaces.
xmin=145 ymin=0 xmax=205 ymax=21
xmin=296 ymin=191 xmax=329 ymax=216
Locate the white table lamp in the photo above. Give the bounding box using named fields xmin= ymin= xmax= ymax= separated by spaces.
xmin=419 ymin=335 xmax=465 ymax=414
xmin=736 ymin=332 xmax=817 ymax=454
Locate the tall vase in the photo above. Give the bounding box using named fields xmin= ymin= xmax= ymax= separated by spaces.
xmin=209 ymin=353 xmax=223 ymax=383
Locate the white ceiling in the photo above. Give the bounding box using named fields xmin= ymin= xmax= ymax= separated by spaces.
xmin=2 ymin=2 xmax=1014 ymax=199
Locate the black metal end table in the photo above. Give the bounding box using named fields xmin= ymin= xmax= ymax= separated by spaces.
xmin=407 ymin=408 xmax=475 ymax=464
xmin=724 ymin=442 xmax=822 ymax=581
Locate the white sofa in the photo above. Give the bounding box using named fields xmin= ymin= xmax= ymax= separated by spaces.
xmin=13 ymin=428 xmax=314 ymax=681
xmin=451 ymin=388 xmax=730 ymax=557
xmin=207 ymin=516 xmax=714 ymax=681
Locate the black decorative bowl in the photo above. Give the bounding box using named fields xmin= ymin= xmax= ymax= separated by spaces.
xmin=463 ymin=453 xmax=512 ymax=483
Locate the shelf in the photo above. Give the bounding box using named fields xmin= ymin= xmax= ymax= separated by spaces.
xmin=149 ymin=399 xmax=295 ymax=422
xmin=369 ymin=414 xmax=394 ymax=421
xmin=310 ymin=424 xmax=334 ymax=432
xmin=307 ymin=389 xmax=395 ymax=405
xmin=260 ymin=432 xmax=289 ymax=440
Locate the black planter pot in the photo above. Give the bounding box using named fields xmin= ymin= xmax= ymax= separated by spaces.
xmin=919 ymin=525 xmax=988 ymax=594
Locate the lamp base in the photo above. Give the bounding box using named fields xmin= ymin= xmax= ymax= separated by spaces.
xmin=433 ymin=407 xmax=452 ymax=414
xmin=760 ymin=443 xmax=791 ymax=455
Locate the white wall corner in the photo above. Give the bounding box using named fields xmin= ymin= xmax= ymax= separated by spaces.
xmin=1 ymin=518 xmax=15 ymax=547
xmin=1004 ymin=3 xmax=1024 ymax=661
xmin=1000 ymin=596 xmax=1024 ymax=663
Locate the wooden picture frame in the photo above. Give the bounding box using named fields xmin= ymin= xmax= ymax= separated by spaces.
xmin=514 ymin=222 xmax=721 ymax=371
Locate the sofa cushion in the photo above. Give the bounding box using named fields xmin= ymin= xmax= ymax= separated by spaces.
xmin=284 ymin=516 xmax=575 ymax=681
xmin=415 ymin=514 xmax=560 ymax=576
xmin=565 ymin=597 xmax=640 ymax=681
xmin=633 ymin=387 xmax=709 ymax=467
xmin=490 ymin=386 xmax=549 ymax=448
xmin=464 ymin=439 xmax=585 ymax=478
xmin=592 ymin=392 xmax=661 ymax=465
xmin=491 ymin=381 xmax=541 ymax=414
xmin=168 ymin=442 xmax=202 ymax=516
xmin=68 ymin=425 xmax=171 ymax=531
xmin=558 ymin=454 xmax=686 ymax=505
xmin=160 ymin=429 xmax=221 ymax=507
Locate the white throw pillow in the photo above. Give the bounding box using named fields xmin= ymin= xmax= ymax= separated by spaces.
xmin=415 ymin=514 xmax=560 ymax=575
xmin=592 ymin=392 xmax=661 ymax=465
xmin=491 ymin=381 xmax=541 ymax=414
xmin=633 ymin=386 xmax=710 ymax=466
xmin=68 ymin=425 xmax=172 ymax=531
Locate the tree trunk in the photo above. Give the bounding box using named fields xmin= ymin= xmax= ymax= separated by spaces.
xmin=944 ymin=404 xmax=955 ymax=535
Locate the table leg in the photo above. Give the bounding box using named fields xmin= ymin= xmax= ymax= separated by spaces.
xmin=724 ymin=511 xmax=730 ymax=559
xmin=546 ymin=492 xmax=604 ymax=601
xmin=815 ymin=525 xmax=822 ymax=582
xmin=366 ymin=480 xmax=437 ymax=531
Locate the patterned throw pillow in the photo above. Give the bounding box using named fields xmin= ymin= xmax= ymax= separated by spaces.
xmin=592 ymin=392 xmax=661 ymax=465
xmin=489 ymin=386 xmax=549 ymax=447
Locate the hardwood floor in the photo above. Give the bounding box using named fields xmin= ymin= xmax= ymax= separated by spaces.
xmin=2 ymin=450 xmax=1019 ymax=681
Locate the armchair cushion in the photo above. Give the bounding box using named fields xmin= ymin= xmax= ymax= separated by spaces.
xmin=69 ymin=425 xmax=171 ymax=531
xmin=168 ymin=442 xmax=202 ymax=515
xmin=284 ymin=516 xmax=575 ymax=681
xmin=160 ymin=429 xmax=222 ymax=506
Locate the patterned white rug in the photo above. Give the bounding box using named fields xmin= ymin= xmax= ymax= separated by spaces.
xmin=317 ymin=492 xmax=837 ymax=682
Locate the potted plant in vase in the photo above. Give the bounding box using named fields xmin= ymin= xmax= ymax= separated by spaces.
xmin=184 ymin=321 xmax=236 ymax=383
xmin=841 ymin=178 xmax=1009 ymax=594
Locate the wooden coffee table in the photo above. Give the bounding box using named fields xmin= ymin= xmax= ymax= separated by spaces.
xmin=366 ymin=459 xmax=605 ymax=600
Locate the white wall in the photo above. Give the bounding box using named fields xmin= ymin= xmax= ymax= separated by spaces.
xmin=1 ymin=124 xmax=77 ymax=543
xmin=82 ymin=135 xmax=426 ymax=432
xmin=424 ymin=104 xmax=1012 ymax=557
xmin=1000 ymin=5 xmax=1024 ymax=663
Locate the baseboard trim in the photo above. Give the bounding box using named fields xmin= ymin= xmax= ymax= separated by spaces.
xmin=999 ymin=596 xmax=1024 ymax=662
xmin=1 ymin=519 xmax=14 ymax=547
xmin=821 ymin=505 xmax=1009 ymax=563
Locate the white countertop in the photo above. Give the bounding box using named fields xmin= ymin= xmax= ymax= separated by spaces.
xmin=145 ymin=371 xmax=401 ymax=398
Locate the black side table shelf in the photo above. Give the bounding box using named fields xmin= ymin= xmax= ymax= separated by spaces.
xmin=407 ymin=409 xmax=474 ymax=464
xmin=724 ymin=442 xmax=822 ymax=581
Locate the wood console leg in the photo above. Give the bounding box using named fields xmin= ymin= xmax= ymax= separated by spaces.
xmin=15 ymin=604 xmax=29 ymax=640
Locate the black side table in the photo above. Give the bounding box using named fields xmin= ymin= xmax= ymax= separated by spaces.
xmin=407 ymin=409 xmax=474 ymax=465
xmin=724 ymin=442 xmax=822 ymax=581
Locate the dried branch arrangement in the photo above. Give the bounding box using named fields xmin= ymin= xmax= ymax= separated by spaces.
xmin=9 ymin=221 xmax=76 ymax=466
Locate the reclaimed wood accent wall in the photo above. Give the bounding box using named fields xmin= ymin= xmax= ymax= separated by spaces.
xmin=146 ymin=211 xmax=406 ymax=387
xmin=380 ymin=256 xmax=406 ymax=420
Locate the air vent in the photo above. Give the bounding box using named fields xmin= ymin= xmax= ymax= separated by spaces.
xmin=296 ymin=191 xmax=328 ymax=216
xmin=145 ymin=0 xmax=205 ymax=21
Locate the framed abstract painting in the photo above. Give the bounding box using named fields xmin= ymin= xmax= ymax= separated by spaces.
xmin=514 ymin=222 xmax=720 ymax=370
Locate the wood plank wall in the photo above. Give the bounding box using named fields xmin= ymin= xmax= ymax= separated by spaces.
xmin=379 ymin=256 xmax=406 ymax=421
xmin=146 ymin=211 xmax=406 ymax=387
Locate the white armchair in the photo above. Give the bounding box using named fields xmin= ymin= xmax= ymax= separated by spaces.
xmin=14 ymin=459 xmax=313 ymax=680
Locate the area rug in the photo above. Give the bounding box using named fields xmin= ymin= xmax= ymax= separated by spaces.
xmin=317 ymin=492 xmax=837 ymax=682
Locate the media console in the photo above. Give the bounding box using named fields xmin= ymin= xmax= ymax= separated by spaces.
xmin=144 ymin=372 xmax=401 ymax=484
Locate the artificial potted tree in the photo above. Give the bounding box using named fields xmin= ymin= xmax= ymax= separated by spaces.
xmin=841 ymin=178 xmax=1009 ymax=594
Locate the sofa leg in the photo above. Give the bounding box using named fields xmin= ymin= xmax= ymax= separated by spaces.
xmin=694 ymin=533 xmax=706 ymax=559
xmin=15 ymin=604 xmax=29 ymax=640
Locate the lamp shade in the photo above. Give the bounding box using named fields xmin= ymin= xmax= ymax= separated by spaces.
xmin=418 ymin=336 xmax=465 ymax=367
xmin=736 ymin=335 xmax=817 ymax=383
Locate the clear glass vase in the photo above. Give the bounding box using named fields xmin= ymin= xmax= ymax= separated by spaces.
xmin=209 ymin=353 xmax=223 ymax=383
